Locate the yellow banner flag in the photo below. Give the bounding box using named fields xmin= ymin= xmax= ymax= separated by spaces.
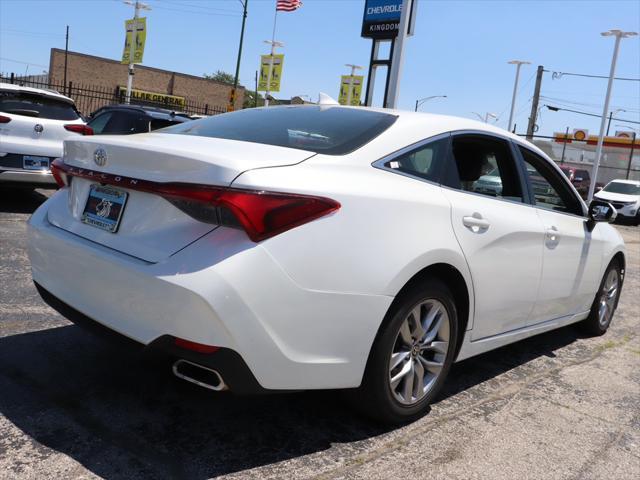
xmin=121 ymin=17 xmax=147 ymax=65
xmin=258 ymin=54 xmax=284 ymax=92
xmin=338 ymin=75 xmax=364 ymax=106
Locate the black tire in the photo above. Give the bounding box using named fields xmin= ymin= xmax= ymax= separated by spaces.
xmin=581 ymin=260 xmax=622 ymax=336
xmin=353 ymin=278 xmax=459 ymax=425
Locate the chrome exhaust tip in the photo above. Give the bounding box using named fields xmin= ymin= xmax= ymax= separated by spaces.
xmin=172 ymin=359 xmax=227 ymax=392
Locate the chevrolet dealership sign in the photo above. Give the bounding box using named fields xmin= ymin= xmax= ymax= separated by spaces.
xmin=361 ymin=0 xmax=415 ymax=39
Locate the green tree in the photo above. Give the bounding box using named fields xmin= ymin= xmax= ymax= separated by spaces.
xmin=203 ymin=70 xmax=235 ymax=85
xmin=243 ymin=90 xmax=265 ymax=109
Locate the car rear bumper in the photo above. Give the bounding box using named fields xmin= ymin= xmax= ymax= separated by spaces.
xmin=28 ymin=195 xmax=392 ymax=390
xmin=0 ymin=168 xmax=57 ymax=186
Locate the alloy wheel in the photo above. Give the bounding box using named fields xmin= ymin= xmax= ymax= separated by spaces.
xmin=388 ymin=299 xmax=450 ymax=405
xmin=598 ymin=268 xmax=619 ymax=327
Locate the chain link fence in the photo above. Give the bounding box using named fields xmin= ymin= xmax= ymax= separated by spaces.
xmin=1 ymin=73 xmax=226 ymax=118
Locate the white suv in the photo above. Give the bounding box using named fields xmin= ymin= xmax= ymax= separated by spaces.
xmin=0 ymin=83 xmax=88 ymax=188
xmin=595 ymin=179 xmax=640 ymax=225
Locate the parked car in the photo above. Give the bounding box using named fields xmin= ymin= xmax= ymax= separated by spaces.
xmin=28 ymin=106 xmax=625 ymax=424
xmin=0 ymin=82 xmax=88 ymax=188
xmin=595 ymin=179 xmax=640 ymax=225
xmin=86 ymin=104 xmax=193 ymax=135
xmin=559 ymin=165 xmax=595 ymax=199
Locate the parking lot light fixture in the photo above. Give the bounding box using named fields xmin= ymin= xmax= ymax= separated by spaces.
xmin=414 ymin=95 xmax=447 ymax=112
xmin=588 ymin=29 xmax=638 ymax=202
xmin=507 ymin=60 xmax=530 ymax=132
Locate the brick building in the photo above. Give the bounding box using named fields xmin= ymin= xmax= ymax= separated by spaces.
xmin=48 ymin=48 xmax=245 ymax=112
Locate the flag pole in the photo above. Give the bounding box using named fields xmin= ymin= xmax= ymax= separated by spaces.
xmin=264 ymin=5 xmax=278 ymax=107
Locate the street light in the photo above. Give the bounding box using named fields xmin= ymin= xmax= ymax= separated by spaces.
xmin=414 ymin=95 xmax=447 ymax=112
xmin=472 ymin=112 xmax=498 ymax=123
xmin=262 ymin=40 xmax=284 ymax=107
xmin=606 ymin=108 xmax=626 ymax=136
xmin=507 ymin=60 xmax=530 ymax=132
xmin=588 ymin=29 xmax=638 ymax=202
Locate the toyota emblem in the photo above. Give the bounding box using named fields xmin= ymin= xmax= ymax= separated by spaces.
xmin=34 ymin=124 xmax=44 ymax=133
xmin=93 ymin=148 xmax=107 ymax=167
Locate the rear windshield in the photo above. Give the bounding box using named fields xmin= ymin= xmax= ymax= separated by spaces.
xmin=0 ymin=91 xmax=79 ymax=120
xmin=603 ymin=182 xmax=640 ymax=195
xmin=162 ymin=106 xmax=397 ymax=155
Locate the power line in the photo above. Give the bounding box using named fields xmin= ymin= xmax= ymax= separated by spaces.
xmin=550 ymin=70 xmax=640 ymax=82
xmin=544 ymin=105 xmax=640 ymax=124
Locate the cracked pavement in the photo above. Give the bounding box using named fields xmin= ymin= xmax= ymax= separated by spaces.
xmin=0 ymin=187 xmax=639 ymax=479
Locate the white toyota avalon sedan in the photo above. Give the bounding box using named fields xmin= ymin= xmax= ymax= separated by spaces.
xmin=27 ymin=106 xmax=625 ymax=424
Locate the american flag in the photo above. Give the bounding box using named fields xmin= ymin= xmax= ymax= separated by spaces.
xmin=276 ymin=0 xmax=302 ymax=12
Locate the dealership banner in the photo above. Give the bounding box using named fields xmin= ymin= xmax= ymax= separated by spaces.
xmin=258 ymin=54 xmax=284 ymax=92
xmin=338 ymin=75 xmax=364 ymax=106
xmin=361 ymin=0 xmax=415 ymax=39
xmin=121 ymin=17 xmax=147 ymax=64
xmin=117 ymin=86 xmax=185 ymax=108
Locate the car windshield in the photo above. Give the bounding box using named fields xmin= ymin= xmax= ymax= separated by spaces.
xmin=0 ymin=91 xmax=79 ymax=120
xmin=162 ymin=106 xmax=397 ymax=155
xmin=603 ymin=182 xmax=640 ymax=195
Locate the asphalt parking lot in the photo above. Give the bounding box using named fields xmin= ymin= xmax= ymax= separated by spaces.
xmin=1 ymin=187 xmax=639 ymax=480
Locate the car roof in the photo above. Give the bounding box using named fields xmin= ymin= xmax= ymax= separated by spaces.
xmin=0 ymin=82 xmax=76 ymax=105
xmin=90 ymin=104 xmax=192 ymax=121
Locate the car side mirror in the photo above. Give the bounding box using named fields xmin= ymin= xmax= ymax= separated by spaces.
xmin=587 ymin=199 xmax=617 ymax=230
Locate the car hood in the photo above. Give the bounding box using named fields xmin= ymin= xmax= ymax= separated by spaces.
xmin=594 ymin=191 xmax=640 ymax=203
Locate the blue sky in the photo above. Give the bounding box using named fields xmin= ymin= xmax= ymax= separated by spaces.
xmin=1 ymin=0 xmax=639 ymax=136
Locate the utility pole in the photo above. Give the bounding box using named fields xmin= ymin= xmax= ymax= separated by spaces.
xmin=507 ymin=60 xmax=530 ymax=132
xmin=385 ymin=0 xmax=412 ymax=108
xmin=526 ymin=65 xmax=544 ymax=140
xmin=63 ymin=25 xmax=69 ymax=92
xmin=344 ymin=64 xmax=363 ymax=106
xmin=588 ymin=29 xmax=638 ymax=202
xmin=230 ymin=0 xmax=248 ymax=112
xmin=626 ymin=132 xmax=636 ymax=179
xmin=254 ymin=70 xmax=258 ymax=107
xmin=123 ymin=0 xmax=150 ymax=105
xmin=606 ymin=109 xmax=626 ymax=136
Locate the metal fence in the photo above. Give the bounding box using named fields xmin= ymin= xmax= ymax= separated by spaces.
xmin=1 ymin=73 xmax=226 ymax=118
xmin=519 ymin=134 xmax=640 ymax=184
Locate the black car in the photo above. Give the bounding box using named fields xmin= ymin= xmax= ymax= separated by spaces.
xmin=86 ymin=104 xmax=194 ymax=135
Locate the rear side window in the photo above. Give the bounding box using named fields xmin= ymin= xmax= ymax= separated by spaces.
xmin=0 ymin=91 xmax=79 ymax=120
xmin=444 ymin=134 xmax=523 ymax=203
xmin=163 ymin=106 xmax=397 ymax=155
xmin=382 ymin=136 xmax=449 ymax=182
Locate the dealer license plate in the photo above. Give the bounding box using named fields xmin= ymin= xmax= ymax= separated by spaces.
xmin=23 ymin=155 xmax=50 ymax=171
xmin=81 ymin=185 xmax=128 ymax=233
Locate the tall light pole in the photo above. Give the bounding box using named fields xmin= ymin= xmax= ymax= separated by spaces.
xmin=414 ymin=95 xmax=447 ymax=112
xmin=344 ymin=64 xmax=363 ymax=106
xmin=123 ymin=0 xmax=150 ymax=105
xmin=588 ymin=29 xmax=638 ymax=202
xmin=263 ymin=39 xmax=283 ymax=107
xmin=507 ymin=60 xmax=530 ymax=132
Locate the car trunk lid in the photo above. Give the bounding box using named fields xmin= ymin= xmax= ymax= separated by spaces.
xmin=46 ymin=134 xmax=315 ymax=262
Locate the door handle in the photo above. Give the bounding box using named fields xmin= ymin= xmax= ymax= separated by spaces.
xmin=462 ymin=213 xmax=490 ymax=232
xmin=545 ymin=226 xmax=561 ymax=247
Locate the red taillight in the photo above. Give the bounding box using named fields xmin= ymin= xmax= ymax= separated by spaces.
xmin=50 ymin=158 xmax=67 ymax=188
xmin=174 ymin=338 xmax=220 ymax=354
xmin=64 ymin=124 xmax=94 ymax=135
xmin=51 ymin=161 xmax=341 ymax=241
xmin=0 ymin=115 xmax=11 ymax=123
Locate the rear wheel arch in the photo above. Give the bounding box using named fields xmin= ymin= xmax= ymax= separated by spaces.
xmin=373 ymin=263 xmax=471 ymax=365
